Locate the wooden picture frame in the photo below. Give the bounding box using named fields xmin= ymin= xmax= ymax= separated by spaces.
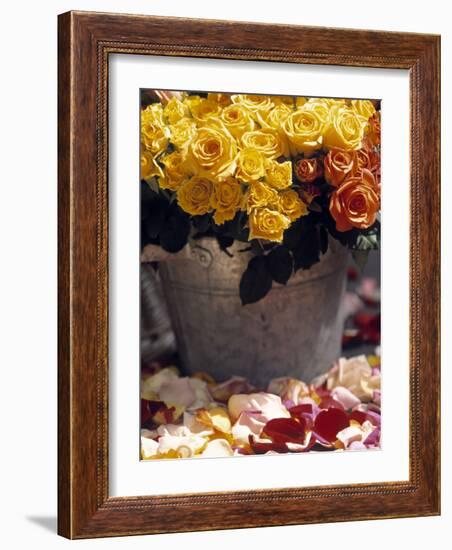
xmin=58 ymin=10 xmax=440 ymax=538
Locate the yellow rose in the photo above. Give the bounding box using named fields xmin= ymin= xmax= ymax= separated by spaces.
xmin=241 ymin=128 xmax=288 ymax=159
xmin=283 ymin=108 xmax=324 ymax=155
xmin=169 ymin=119 xmax=197 ymax=150
xmin=207 ymin=93 xmax=232 ymax=107
xmin=257 ymin=103 xmax=292 ymax=129
xmin=245 ymin=180 xmax=279 ymax=213
xmin=278 ymin=189 xmax=308 ymax=221
xmin=272 ymin=95 xmax=294 ymax=107
xmin=296 ymin=97 xmax=308 ymax=108
xmin=141 ymin=150 xmax=164 ymax=180
xmin=350 ymin=99 xmax=376 ymax=121
xmin=177 ymin=176 xmax=213 ymax=216
xmin=236 ymin=148 xmax=266 ymax=183
xmin=159 ymin=151 xmax=189 ymax=191
xmin=163 ymin=97 xmax=189 ymax=124
xmin=189 ymin=98 xmax=222 ymax=123
xmin=264 ymin=159 xmax=293 ymax=190
xmin=220 ymin=104 xmax=255 ymax=138
xmin=187 ymin=126 xmax=237 ymax=180
xmin=231 ymin=94 xmax=274 ymax=116
xmin=183 ymin=95 xmax=203 ymax=111
xmin=303 ymin=99 xmax=332 ymax=125
xmin=141 ymin=103 xmax=169 ymax=155
xmin=210 ymin=178 xmax=244 ymax=225
xmin=323 ymin=105 xmax=365 ymax=151
xmin=248 ymin=207 xmax=290 ymax=243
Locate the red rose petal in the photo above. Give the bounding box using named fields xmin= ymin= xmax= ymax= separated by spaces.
xmin=314 ymin=408 xmax=350 ymax=443
xmin=262 ymin=417 xmax=307 ymax=444
xmin=347 ymin=267 xmax=359 ymax=280
xmin=249 ymin=435 xmax=290 ymax=454
xmin=348 ymin=410 xmax=368 ymax=425
xmin=289 ymin=403 xmax=313 ymax=417
xmin=319 ymin=396 xmax=345 ymax=410
xmin=141 ymin=399 xmax=153 ymax=426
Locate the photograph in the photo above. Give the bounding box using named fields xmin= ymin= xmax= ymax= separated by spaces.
xmin=139 ymin=90 xmax=382 ymax=460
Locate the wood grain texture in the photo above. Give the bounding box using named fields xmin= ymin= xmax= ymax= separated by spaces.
xmin=57 ymin=10 xmax=440 ymax=539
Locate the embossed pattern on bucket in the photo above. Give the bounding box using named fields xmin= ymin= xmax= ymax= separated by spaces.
xmin=159 ymin=238 xmax=348 ymax=386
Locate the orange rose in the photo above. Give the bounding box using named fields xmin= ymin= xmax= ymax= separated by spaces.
xmin=365 ymin=112 xmax=381 ymax=147
xmin=329 ymin=169 xmax=380 ymax=232
xmin=294 ymin=158 xmax=323 ymax=183
xmin=355 ymin=145 xmax=381 ymax=184
xmin=324 ymin=148 xmax=356 ymax=187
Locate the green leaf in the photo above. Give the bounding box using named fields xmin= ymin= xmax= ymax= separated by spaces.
xmin=146 ymin=177 xmax=160 ymax=195
xmin=351 ymin=249 xmax=370 ymax=271
xmin=307 ymin=201 xmax=322 ymax=213
xmin=219 ymin=212 xmax=249 ymax=242
xmin=354 ymin=230 xmax=380 ymax=251
xmin=192 ymin=214 xmax=211 ymax=234
xmin=266 ymin=246 xmax=293 ymax=285
xmin=283 ymin=217 xmax=303 ymax=250
xmin=293 ymin=217 xmax=321 ymax=271
xmin=319 ymin=225 xmax=329 ymax=255
xmin=159 ymin=213 xmax=190 ymax=253
xmin=216 ymin=235 xmax=234 ymax=252
xmin=239 ymin=256 xmax=273 ymax=305
xmin=141 ymin=186 xmax=169 ymax=239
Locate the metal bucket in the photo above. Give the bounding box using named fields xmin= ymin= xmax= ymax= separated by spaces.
xmin=158 ymin=237 xmax=348 ymax=386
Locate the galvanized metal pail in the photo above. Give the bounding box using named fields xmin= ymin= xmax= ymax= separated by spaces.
xmin=158 ymin=238 xmax=348 ymax=386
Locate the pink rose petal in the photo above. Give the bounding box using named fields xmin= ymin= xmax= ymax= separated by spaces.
xmin=330 ymin=386 xmax=361 ymax=409
xmin=159 ymin=377 xmax=196 ymax=408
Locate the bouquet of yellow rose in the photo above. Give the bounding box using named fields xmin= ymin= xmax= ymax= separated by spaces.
xmin=141 ymin=91 xmax=381 ymax=304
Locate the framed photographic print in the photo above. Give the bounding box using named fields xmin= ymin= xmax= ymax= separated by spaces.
xmin=58 ymin=11 xmax=440 ymax=538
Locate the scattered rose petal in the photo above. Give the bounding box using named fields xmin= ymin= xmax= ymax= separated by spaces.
xmin=188 ymin=377 xmax=215 ymax=409
xmin=141 ymin=435 xmax=159 ymax=459
xmin=249 ymin=435 xmax=290 ymax=454
xmin=157 ymin=430 xmax=207 ymax=458
xmin=231 ymin=410 xmax=266 ymax=446
xmin=140 ymin=351 xmax=382 ymax=458
xmin=199 ymin=438 xmax=234 ymax=457
xmin=141 ymin=367 xmax=179 ymax=400
xmin=357 ymin=277 xmax=381 ymax=305
xmin=318 ymin=395 xmax=346 ymax=410
xmin=354 ymin=313 xmax=381 ymax=344
xmin=210 ymin=376 xmax=255 ymax=402
xmin=228 ymin=393 xmax=290 ymax=423
xmin=337 ymin=420 xmax=376 ymax=449
xmin=348 ymin=441 xmax=367 ymax=450
xmin=183 ymin=412 xmax=215 ymax=437
xmin=195 ymin=407 xmax=232 ymax=434
xmin=363 ymin=426 xmax=381 ymax=447
xmin=155 ymin=378 xmax=193 ymax=407
xmin=192 ymin=371 xmax=216 ymax=385
xmin=342 ymin=291 xmax=364 ymax=319
xmin=262 ymin=417 xmax=307 ymax=444
xmin=267 ymin=378 xmax=309 ymax=405
xmin=347 ymin=267 xmax=359 ymax=281
xmin=327 ymin=355 xmax=379 ymax=402
xmin=373 ymin=390 xmax=381 ymax=407
xmin=348 ymin=410 xmax=368 ymax=425
xmin=330 ymin=386 xmax=361 ymax=409
xmin=314 ymin=408 xmax=350 ymax=443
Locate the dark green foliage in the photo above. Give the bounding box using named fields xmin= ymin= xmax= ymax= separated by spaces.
xmin=267 ymin=246 xmax=293 ymax=285
xmin=292 ymin=217 xmax=321 ymax=271
xmin=159 ymin=212 xmax=190 ymax=253
xmin=140 ymin=180 xmax=190 ymax=253
xmin=239 ymin=255 xmax=273 ymax=305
